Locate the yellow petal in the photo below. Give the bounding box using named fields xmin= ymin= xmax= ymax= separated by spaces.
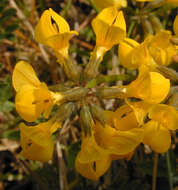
xmin=93 ymin=0 xmax=127 ymax=10
xmin=173 ymin=15 xmax=178 ymax=36
xmin=75 ymin=154 xmax=111 ymax=180
xmin=92 ymin=7 xmax=126 ymax=49
xmin=12 ymin=61 xmax=40 ymax=92
xmin=118 ymin=38 xmax=140 ymax=69
xmin=34 ymin=8 xmax=78 ymax=49
xmin=35 ymin=9 xmax=69 ymax=43
xmin=143 ymin=120 xmax=171 ymax=153
xmin=15 ymin=84 xmax=53 ymax=122
xmin=148 ymin=31 xmax=177 ymax=66
xmin=49 ymin=8 xmax=70 ymax=33
xmin=126 ymin=100 xmax=151 ymax=125
xmin=77 ymin=133 xmax=109 ymax=164
xmin=136 ymin=0 xmax=154 ymax=1
xmin=19 ymin=123 xmax=54 ymax=162
xmin=113 ymin=104 xmax=138 ymax=131
xmin=94 ymin=122 xmax=143 ymax=155
xmin=125 ymin=65 xmax=170 ymax=103
xmin=111 ymin=151 xmax=134 ymax=160
xmin=148 ymin=104 xmax=178 ymax=130
xmin=132 ymin=39 xmax=156 ymax=69
xmin=45 ymin=31 xmax=78 ymax=50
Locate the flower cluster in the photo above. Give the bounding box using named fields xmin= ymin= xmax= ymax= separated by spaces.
xmin=12 ymin=3 xmax=178 ymax=181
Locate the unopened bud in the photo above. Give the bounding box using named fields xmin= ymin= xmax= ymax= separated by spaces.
xmin=149 ymin=15 xmax=163 ymax=33
xmin=157 ymin=65 xmax=178 ymax=82
xmin=142 ymin=19 xmax=154 ymax=37
xmin=168 ymin=92 xmax=178 ymax=110
xmin=63 ymin=87 xmax=89 ymax=101
xmin=90 ymin=104 xmax=106 ymax=126
xmin=56 ymin=102 xmax=75 ymax=123
xmin=96 ymin=86 xmax=125 ymax=99
xmin=80 ymin=104 xmax=94 ymax=136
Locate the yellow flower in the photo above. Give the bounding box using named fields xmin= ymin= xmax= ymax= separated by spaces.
xmin=34 ymin=8 xmax=78 ymax=60
xmin=148 ymin=104 xmax=178 ymax=130
xmin=124 ymin=65 xmax=170 ymax=103
xmin=94 ymin=121 xmax=143 ymax=155
xmin=75 ymin=154 xmax=112 ymax=181
xmin=20 ymin=122 xmax=55 ymax=162
xmin=93 ymin=0 xmax=127 ymax=10
xmin=143 ymin=120 xmax=171 ymax=153
xmin=75 ymin=132 xmax=111 ymax=180
xmin=12 ymin=61 xmax=63 ymax=122
xmin=143 ymin=104 xmax=178 ymax=153
xmin=12 ymin=61 xmax=41 ymax=92
xmin=92 ymin=7 xmax=126 ymax=57
xmin=118 ymin=38 xmax=140 ymax=69
xmin=173 ymin=15 xmax=178 ymax=36
xmin=147 ymin=31 xmax=177 ymax=66
xmin=113 ymin=101 xmax=151 ymax=131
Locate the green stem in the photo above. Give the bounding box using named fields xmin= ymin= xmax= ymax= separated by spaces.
xmin=166 ymin=150 xmax=173 ymax=190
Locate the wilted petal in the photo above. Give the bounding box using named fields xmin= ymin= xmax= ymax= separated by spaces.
xmin=143 ymin=120 xmax=171 ymax=153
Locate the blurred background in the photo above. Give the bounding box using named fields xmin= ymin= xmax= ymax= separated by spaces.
xmin=0 ymin=0 xmax=178 ymax=189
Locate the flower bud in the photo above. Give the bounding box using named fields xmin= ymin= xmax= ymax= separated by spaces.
xmin=63 ymin=87 xmax=89 ymax=101
xmin=149 ymin=15 xmax=163 ymax=33
xmin=142 ymin=19 xmax=154 ymax=37
xmin=90 ymin=104 xmax=106 ymax=126
xmin=56 ymin=102 xmax=75 ymax=123
xmin=156 ymin=65 xmax=178 ymax=82
xmin=80 ymin=104 xmax=94 ymax=136
xmin=167 ymin=92 xmax=178 ymax=109
xmin=61 ymin=58 xmax=81 ymax=81
xmin=96 ymin=86 xmax=125 ymax=99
